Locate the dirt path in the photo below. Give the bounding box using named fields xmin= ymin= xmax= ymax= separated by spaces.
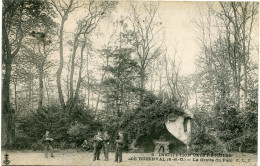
xmin=1 ymin=150 xmax=257 ymax=166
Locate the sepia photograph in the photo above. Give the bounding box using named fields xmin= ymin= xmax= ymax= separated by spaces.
xmin=1 ymin=0 xmax=259 ymax=165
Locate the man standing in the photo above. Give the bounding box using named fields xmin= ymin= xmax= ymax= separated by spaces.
xmin=93 ymin=131 xmax=103 ymax=161
xmin=42 ymin=130 xmax=54 ymax=158
xmin=115 ymin=131 xmax=124 ymax=163
xmin=103 ymin=131 xmax=110 ymax=161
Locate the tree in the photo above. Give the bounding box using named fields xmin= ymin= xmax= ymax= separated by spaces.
xmin=21 ymin=10 xmax=57 ymax=110
xmin=98 ymin=18 xmax=139 ymax=117
xmin=94 ymin=22 xmax=120 ymax=114
xmin=193 ymin=2 xmax=258 ymax=152
xmin=193 ymin=2 xmax=217 ymax=107
xmin=50 ymin=0 xmax=80 ymax=110
xmin=102 ymin=47 xmax=139 ymax=116
xmin=129 ymin=2 xmax=164 ymax=105
xmin=194 ymin=2 xmax=258 ymax=108
xmin=218 ymin=2 xmax=258 ymax=107
xmin=2 ymin=0 xmax=52 ymax=146
xmin=74 ymin=35 xmax=88 ymax=101
xmin=68 ymin=0 xmax=117 ymax=108
xmin=11 ymin=53 xmax=39 ymax=112
xmin=164 ymin=47 xmax=190 ymax=108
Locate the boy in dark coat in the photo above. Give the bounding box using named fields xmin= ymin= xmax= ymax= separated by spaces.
xmin=93 ymin=131 xmax=103 ymax=161
xmin=115 ymin=131 xmax=124 ymax=163
xmin=42 ymin=130 xmax=54 ymax=158
xmin=103 ymin=131 xmax=110 ymax=161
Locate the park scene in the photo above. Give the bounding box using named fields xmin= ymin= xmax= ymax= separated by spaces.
xmin=2 ymin=0 xmax=258 ymax=165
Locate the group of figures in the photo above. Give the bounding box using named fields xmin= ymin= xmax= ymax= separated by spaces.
xmin=42 ymin=130 xmax=124 ymax=163
xmin=91 ymin=130 xmax=124 ymax=162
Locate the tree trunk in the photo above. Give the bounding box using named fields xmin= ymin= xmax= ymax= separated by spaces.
xmin=150 ymin=74 xmax=153 ymax=91
xmin=29 ymin=62 xmax=33 ymax=110
xmin=232 ymin=3 xmax=241 ymax=108
xmin=87 ymin=51 xmax=90 ymax=107
xmin=44 ymin=76 xmax=50 ymax=107
xmin=14 ymin=77 xmax=18 ymax=111
xmin=91 ymin=91 xmax=94 ymax=108
xmin=87 ymin=79 xmax=90 ymax=108
xmin=2 ymin=2 xmax=24 ymax=147
xmin=57 ymin=19 xmax=66 ymax=109
xmin=69 ymin=33 xmax=80 ymax=100
xmin=2 ymin=59 xmax=15 ymax=146
xmin=66 ymin=54 xmax=71 ymax=100
xmin=159 ymin=73 xmax=162 ymax=95
xmin=140 ymin=70 xmax=145 ymax=106
xmin=75 ymin=37 xmax=86 ymax=100
xmin=95 ymin=56 xmax=109 ymax=112
xmin=38 ymin=65 xmax=44 ymax=110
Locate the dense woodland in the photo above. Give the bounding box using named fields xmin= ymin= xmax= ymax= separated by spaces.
xmin=2 ymin=0 xmax=258 ymax=153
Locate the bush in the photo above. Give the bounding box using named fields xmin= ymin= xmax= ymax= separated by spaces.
xmin=11 ymin=137 xmax=35 ymax=150
xmin=15 ymin=104 xmax=100 ymax=150
xmin=190 ymin=106 xmax=226 ymax=153
xmin=191 ymin=96 xmax=258 ymax=153
xmin=237 ymin=97 xmax=258 ymax=153
xmin=191 ymin=126 xmax=226 ymax=153
xmin=214 ymin=99 xmax=242 ymax=142
xmin=67 ymin=122 xmax=91 ymax=145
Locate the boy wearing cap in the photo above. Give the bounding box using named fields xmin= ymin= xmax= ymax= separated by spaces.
xmin=42 ymin=130 xmax=54 ymax=158
xmin=103 ymin=131 xmax=110 ymax=161
xmin=93 ymin=131 xmax=103 ymax=161
xmin=115 ymin=131 xmax=124 ymax=163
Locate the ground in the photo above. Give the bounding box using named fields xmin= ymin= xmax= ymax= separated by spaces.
xmin=1 ymin=150 xmax=257 ymax=166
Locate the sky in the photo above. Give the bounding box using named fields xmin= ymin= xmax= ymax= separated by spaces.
xmin=62 ymin=1 xmax=258 ymax=77
xmin=63 ymin=1 xmax=204 ymax=76
xmin=157 ymin=1 xmax=200 ymax=75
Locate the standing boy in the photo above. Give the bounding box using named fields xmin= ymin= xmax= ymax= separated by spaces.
xmin=93 ymin=131 xmax=103 ymax=161
xmin=103 ymin=131 xmax=110 ymax=161
xmin=115 ymin=131 xmax=124 ymax=163
xmin=42 ymin=130 xmax=54 ymax=158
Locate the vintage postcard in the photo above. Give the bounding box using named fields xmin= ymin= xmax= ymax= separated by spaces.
xmin=1 ymin=0 xmax=258 ymax=165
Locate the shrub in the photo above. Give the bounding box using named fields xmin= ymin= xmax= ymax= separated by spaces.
xmin=67 ymin=122 xmax=91 ymax=145
xmin=191 ymin=106 xmax=226 ymax=153
xmin=237 ymin=98 xmax=258 ymax=153
xmin=15 ymin=104 xmax=100 ymax=150
xmin=191 ymin=96 xmax=258 ymax=153
xmin=214 ymin=99 xmax=242 ymax=142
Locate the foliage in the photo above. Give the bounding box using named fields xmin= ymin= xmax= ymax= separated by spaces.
xmin=214 ymin=99 xmax=242 ymax=142
xmin=120 ymin=92 xmax=183 ymax=149
xmin=192 ymin=2 xmax=258 ymax=154
xmin=191 ymin=95 xmax=258 ymax=153
xmin=191 ymin=106 xmax=225 ymax=153
xmin=191 ymin=127 xmax=225 ymax=154
xmin=67 ymin=122 xmax=90 ymax=140
xmin=101 ymin=47 xmax=139 ymax=116
xmin=237 ymin=95 xmax=258 ymax=153
xmin=14 ymin=104 xmax=100 ymax=150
